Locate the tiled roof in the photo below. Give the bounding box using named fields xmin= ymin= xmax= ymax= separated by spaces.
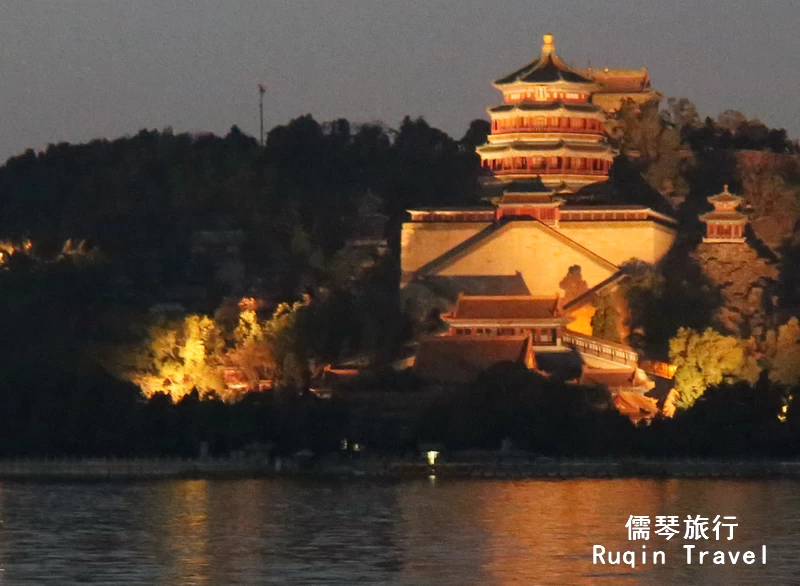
xmin=502 ymin=178 xmax=553 ymax=195
xmin=581 ymin=368 xmax=638 ymax=388
xmin=478 ymin=140 xmax=613 ymax=155
xmin=489 ymin=101 xmax=601 ymax=113
xmin=699 ymin=211 xmax=747 ymax=222
xmin=413 ymin=335 xmax=532 ymax=384
xmin=707 ymin=186 xmax=743 ymax=206
xmin=613 ymin=391 xmax=659 ymax=422
xmin=453 ymin=295 xmax=559 ymax=320
xmin=495 ymin=54 xmax=593 ymax=85
xmin=407 ymin=206 xmax=494 ymax=212
xmin=499 ymin=193 xmax=560 ymax=205
xmin=591 ymin=70 xmax=651 ymax=93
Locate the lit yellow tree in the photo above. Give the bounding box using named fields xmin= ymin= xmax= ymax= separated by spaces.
xmin=669 ymin=327 xmax=746 ymax=410
xmin=224 ymin=305 xmax=276 ymax=398
xmin=129 ymin=315 xmax=225 ymax=401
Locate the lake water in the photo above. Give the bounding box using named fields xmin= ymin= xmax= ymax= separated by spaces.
xmin=0 ymin=477 xmax=798 ymax=584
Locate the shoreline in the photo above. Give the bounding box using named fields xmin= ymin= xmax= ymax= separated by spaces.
xmin=2 ymin=457 xmax=800 ymax=481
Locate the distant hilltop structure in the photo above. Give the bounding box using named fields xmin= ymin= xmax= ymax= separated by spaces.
xmin=582 ymin=65 xmax=660 ymax=113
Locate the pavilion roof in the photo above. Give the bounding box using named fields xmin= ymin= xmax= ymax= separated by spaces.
xmin=501 ymin=178 xmax=552 ymax=194
xmin=478 ymin=140 xmax=613 ymax=155
xmin=489 ymin=101 xmax=601 ymax=114
xmin=581 ymin=368 xmax=638 ymax=388
xmin=587 ymin=68 xmax=653 ymax=93
xmin=499 ymin=193 xmax=561 ymax=205
xmin=581 ymin=367 xmax=655 ymax=392
xmin=699 ymin=211 xmax=747 ymax=223
xmin=612 ymin=391 xmax=660 ymax=423
xmin=413 ymin=335 xmax=534 ymax=384
xmin=451 ymin=295 xmax=560 ymax=320
xmin=495 ymin=55 xmax=593 ymax=86
xmin=495 ymin=35 xmax=594 ymax=86
xmin=707 ymin=185 xmax=743 ymax=206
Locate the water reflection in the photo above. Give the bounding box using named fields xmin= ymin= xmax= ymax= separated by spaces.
xmin=0 ymin=478 xmax=798 ymax=584
xmin=163 ymin=479 xmax=210 ymax=585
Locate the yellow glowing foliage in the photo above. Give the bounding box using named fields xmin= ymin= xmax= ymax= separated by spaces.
xmin=130 ymin=314 xmax=225 ymax=402
xmin=669 ymin=327 xmax=745 ymax=410
xmin=234 ymin=309 xmax=264 ymax=346
xmin=115 ymin=296 xmax=311 ymax=401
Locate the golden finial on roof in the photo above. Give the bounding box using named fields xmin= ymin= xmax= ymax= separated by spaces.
xmin=723 ymin=184 xmax=729 ymax=193
xmin=542 ymin=33 xmax=555 ymax=56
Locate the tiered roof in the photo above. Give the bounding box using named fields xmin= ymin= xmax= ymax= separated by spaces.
xmin=479 ymin=34 xmax=615 ymax=196
xmin=699 ymin=185 xmax=748 ymax=243
xmin=489 ymin=101 xmax=602 ymax=114
xmin=480 ymin=140 xmax=614 ymax=156
xmin=494 ymin=34 xmax=595 ymax=86
xmin=705 ymin=185 xmax=744 ymax=211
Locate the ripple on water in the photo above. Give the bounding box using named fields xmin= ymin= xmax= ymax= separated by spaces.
xmin=0 ymin=478 xmax=797 ymax=585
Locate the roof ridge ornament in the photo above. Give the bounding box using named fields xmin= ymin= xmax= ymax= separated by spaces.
xmin=542 ymin=33 xmax=555 ymax=56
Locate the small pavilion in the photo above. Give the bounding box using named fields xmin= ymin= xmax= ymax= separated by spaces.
xmin=700 ymin=185 xmax=748 ymax=243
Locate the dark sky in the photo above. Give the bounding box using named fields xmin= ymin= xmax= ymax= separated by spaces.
xmin=2 ymin=0 xmax=798 ymax=163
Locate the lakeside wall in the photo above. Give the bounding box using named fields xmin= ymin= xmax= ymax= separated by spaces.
xmin=3 ymin=457 xmax=800 ymax=480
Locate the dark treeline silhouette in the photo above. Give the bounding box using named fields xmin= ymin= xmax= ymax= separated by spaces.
xmin=0 ymin=115 xmax=487 ymax=457
xmin=0 ymin=118 xmax=484 ymax=280
xmin=0 ymin=104 xmax=798 ymax=459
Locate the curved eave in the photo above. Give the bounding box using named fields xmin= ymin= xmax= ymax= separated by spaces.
xmin=496 ymin=201 xmax=562 ymax=208
xmin=494 ymin=55 xmax=595 ymax=85
xmin=699 ymin=213 xmax=748 ymax=223
xmin=442 ymin=317 xmax=570 ymax=328
xmin=702 ymin=237 xmax=746 ymax=244
xmin=477 ymin=143 xmax=615 ymax=158
xmin=488 ymin=101 xmax=602 ymax=114
xmin=561 ymin=206 xmax=678 ymax=227
xmin=486 ymin=133 xmax=608 ymax=145
xmin=707 ymin=194 xmax=743 ymax=206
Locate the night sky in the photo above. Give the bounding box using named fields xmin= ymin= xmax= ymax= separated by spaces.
xmin=1 ymin=0 xmax=798 ymax=163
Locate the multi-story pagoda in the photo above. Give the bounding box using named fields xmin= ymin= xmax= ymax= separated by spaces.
xmin=699 ymin=185 xmax=747 ymax=243
xmin=476 ymin=34 xmax=615 ymax=196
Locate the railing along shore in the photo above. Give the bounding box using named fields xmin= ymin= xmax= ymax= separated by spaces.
xmin=1 ymin=457 xmax=800 ymax=480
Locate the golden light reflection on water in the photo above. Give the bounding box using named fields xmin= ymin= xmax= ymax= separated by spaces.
xmin=396 ymin=478 xmax=800 ymax=585
xmin=163 ymin=479 xmax=211 ymax=585
xmin=1 ymin=478 xmax=799 ymax=584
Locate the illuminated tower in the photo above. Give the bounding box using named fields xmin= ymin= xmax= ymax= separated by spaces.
xmin=476 ymin=34 xmax=615 ymax=197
